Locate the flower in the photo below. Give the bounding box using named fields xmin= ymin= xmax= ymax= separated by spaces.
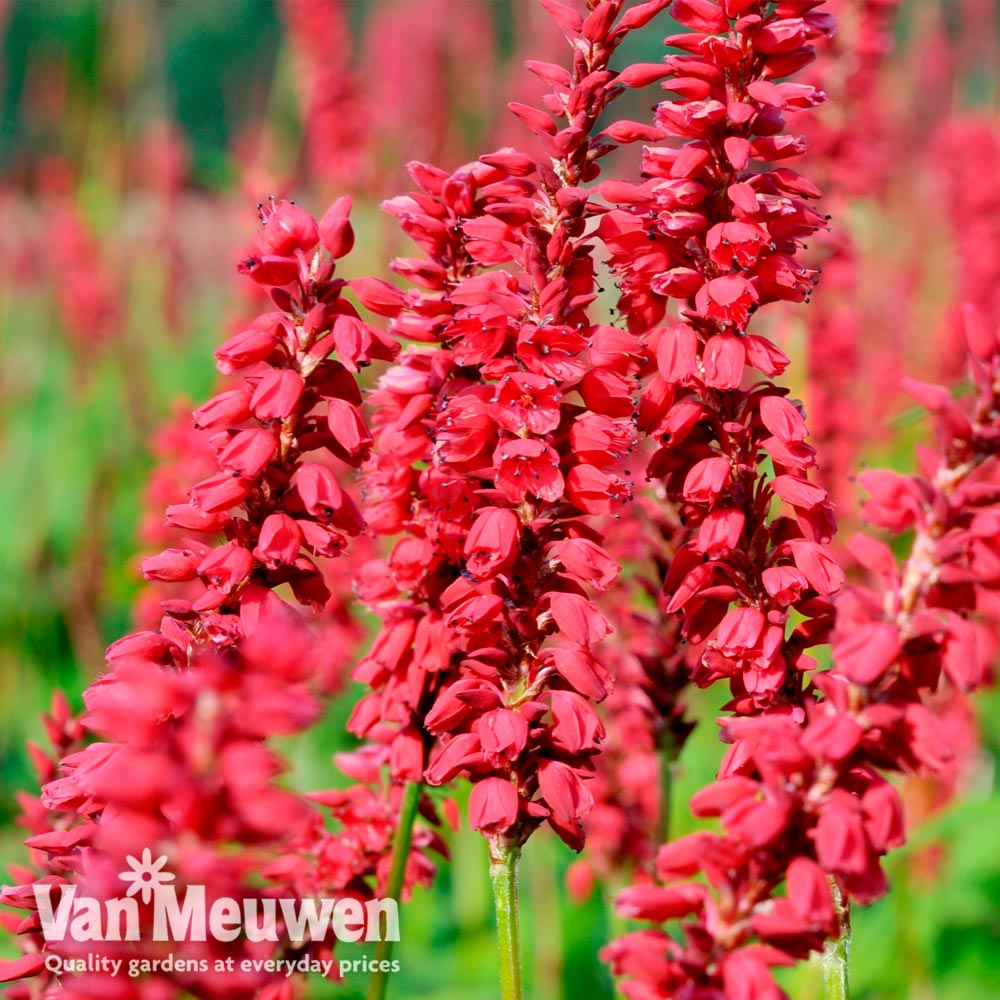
xmin=0 ymin=199 xmax=428 ymax=998
xmin=603 ymin=8 xmax=1000 ymax=988
xmin=350 ymin=0 xmax=678 ymax=863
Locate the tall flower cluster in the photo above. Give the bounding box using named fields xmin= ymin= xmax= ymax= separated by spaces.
xmin=350 ymin=0 xmax=672 ymax=859
xmin=599 ymin=0 xmax=838 ymax=714
xmin=593 ymin=4 xmax=1000 ymax=997
xmin=604 ymin=309 xmax=1000 ymax=1000
xmin=0 ymin=200 xmax=442 ymax=997
xmin=134 ymin=196 xmax=394 ymax=623
xmin=892 ymin=113 xmax=1000 ymax=864
xmin=589 ymin=0 xmax=864 ymax=995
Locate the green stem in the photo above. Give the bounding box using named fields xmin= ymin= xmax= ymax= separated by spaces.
xmin=657 ymin=732 xmax=679 ymax=847
xmin=366 ymin=780 xmax=422 ymax=1000
xmin=489 ymin=838 xmax=524 ymax=1000
xmin=821 ymin=879 xmax=850 ymax=1000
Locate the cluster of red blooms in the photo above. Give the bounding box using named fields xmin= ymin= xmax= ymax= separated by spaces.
xmin=595 ymin=0 xmax=856 ymax=995
xmin=606 ymin=308 xmax=1000 ymax=1000
xmin=2 ymin=621 xmax=359 ymax=1000
xmin=348 ymin=0 xmax=674 ymax=858
xmin=599 ymin=0 xmax=838 ymax=711
xmin=595 ymin=2 xmax=1000 ymax=998
xmin=7 ymin=2 xmax=1000 ymax=999
xmin=0 ymin=200 xmax=444 ymax=996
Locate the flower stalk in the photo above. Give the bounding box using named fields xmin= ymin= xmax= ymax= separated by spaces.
xmin=821 ymin=880 xmax=851 ymax=1000
xmin=367 ymin=780 xmax=424 ymax=1000
xmin=656 ymin=730 xmax=679 ymax=848
xmin=489 ymin=836 xmax=524 ymax=1000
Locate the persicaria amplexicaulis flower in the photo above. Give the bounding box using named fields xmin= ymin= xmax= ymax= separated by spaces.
xmin=0 ymin=199 xmax=446 ymax=997
xmin=606 ymin=309 xmax=1000 ymax=999
xmin=350 ymin=0 xmax=676 ymax=863
xmin=594 ymin=3 xmax=1000 ymax=995
xmin=598 ymin=0 xmax=838 ymax=723
xmin=6 ymin=5 xmax=1000 ymax=1000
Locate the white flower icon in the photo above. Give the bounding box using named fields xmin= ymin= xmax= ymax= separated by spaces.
xmin=118 ymin=849 xmax=175 ymax=904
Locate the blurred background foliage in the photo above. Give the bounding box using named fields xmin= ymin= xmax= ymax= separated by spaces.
xmin=1 ymin=1 xmax=999 ymax=998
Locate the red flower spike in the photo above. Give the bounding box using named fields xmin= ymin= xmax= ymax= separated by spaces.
xmin=590 ymin=3 xmax=973 ymax=997
xmin=1 ymin=198 xmax=448 ymax=997
xmin=347 ymin=0 xmax=669 ymax=875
